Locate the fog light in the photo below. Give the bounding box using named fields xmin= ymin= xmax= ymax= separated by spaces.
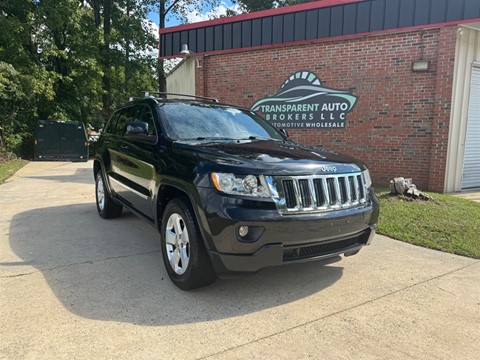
xmin=239 ymin=226 xmax=249 ymax=237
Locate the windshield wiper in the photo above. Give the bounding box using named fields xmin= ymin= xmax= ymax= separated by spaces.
xmin=178 ymin=137 xmax=235 ymax=141
xmin=179 ymin=136 xmax=280 ymax=142
xmin=240 ymin=136 xmax=282 ymax=141
xmin=195 ymin=137 xmax=238 ymax=140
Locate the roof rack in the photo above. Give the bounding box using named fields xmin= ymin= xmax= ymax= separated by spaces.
xmin=141 ymin=91 xmax=220 ymax=103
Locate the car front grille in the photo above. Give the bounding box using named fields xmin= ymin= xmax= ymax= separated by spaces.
xmin=266 ymin=172 xmax=368 ymax=215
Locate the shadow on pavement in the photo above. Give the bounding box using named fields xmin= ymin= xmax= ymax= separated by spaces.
xmin=24 ymin=167 xmax=93 ymax=185
xmin=9 ymin=203 xmax=344 ymax=326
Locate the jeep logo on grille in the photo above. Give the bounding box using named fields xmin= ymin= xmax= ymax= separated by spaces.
xmin=319 ymin=165 xmax=337 ymax=173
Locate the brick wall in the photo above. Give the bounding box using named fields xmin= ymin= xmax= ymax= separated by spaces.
xmin=195 ymin=26 xmax=457 ymax=192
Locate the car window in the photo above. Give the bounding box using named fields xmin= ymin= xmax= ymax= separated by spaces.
xmin=115 ymin=106 xmax=135 ymax=136
xmin=161 ymin=103 xmax=284 ymax=141
xmin=104 ymin=111 xmax=120 ymax=135
xmin=135 ymin=105 xmax=157 ymax=137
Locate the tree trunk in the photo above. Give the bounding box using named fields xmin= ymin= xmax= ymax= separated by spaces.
xmin=85 ymin=0 xmax=101 ymax=28
xmin=102 ymin=0 xmax=113 ymax=119
xmin=93 ymin=0 xmax=101 ymax=28
xmin=125 ymin=0 xmax=131 ymax=95
xmin=158 ymin=0 xmax=166 ymax=94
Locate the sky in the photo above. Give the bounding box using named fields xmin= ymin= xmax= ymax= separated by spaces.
xmin=147 ymin=0 xmax=240 ymax=29
xmin=146 ymin=1 xmax=241 ymax=69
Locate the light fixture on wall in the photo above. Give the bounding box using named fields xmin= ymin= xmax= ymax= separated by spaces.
xmin=412 ymin=60 xmax=429 ymax=72
xmin=411 ymin=30 xmax=429 ymax=72
xmin=180 ymin=44 xmax=201 ymax=68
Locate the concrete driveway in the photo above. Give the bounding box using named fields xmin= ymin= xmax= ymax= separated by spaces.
xmin=1 ymin=161 xmax=479 ymax=360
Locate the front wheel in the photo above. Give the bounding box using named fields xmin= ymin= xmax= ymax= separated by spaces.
xmin=161 ymin=197 xmax=216 ymax=290
xmin=95 ymin=171 xmax=123 ymax=219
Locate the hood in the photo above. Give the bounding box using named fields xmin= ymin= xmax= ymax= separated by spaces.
xmin=174 ymin=139 xmax=365 ymax=175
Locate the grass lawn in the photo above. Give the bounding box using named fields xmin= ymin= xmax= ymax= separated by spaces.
xmin=376 ymin=187 xmax=480 ymax=259
xmin=0 ymin=159 xmax=29 ymax=185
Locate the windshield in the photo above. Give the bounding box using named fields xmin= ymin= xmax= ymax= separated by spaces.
xmin=160 ymin=103 xmax=284 ymax=141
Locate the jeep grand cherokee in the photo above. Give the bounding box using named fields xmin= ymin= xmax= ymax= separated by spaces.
xmin=93 ymin=94 xmax=379 ymax=290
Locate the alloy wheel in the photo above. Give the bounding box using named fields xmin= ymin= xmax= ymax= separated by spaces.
xmin=165 ymin=213 xmax=190 ymax=275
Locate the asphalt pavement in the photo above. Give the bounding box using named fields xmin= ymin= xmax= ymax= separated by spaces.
xmin=1 ymin=161 xmax=479 ymax=359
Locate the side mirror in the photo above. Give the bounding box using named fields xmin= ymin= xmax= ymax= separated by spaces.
xmin=126 ymin=122 xmax=149 ymax=136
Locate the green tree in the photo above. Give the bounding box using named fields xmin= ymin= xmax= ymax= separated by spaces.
xmin=154 ymin=0 xmax=221 ymax=93
xmin=84 ymin=0 xmax=157 ymax=119
xmin=0 ymin=0 xmax=56 ymax=155
xmin=1 ymin=0 xmax=223 ymax=157
xmin=1 ymin=0 xmax=159 ymax=156
xmin=0 ymin=62 xmax=28 ymax=152
xmin=113 ymin=0 xmax=158 ymax=100
xmin=34 ymin=0 xmax=103 ymax=121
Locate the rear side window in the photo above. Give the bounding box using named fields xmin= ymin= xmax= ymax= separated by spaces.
xmin=115 ymin=106 xmax=135 ymax=136
xmin=135 ymin=105 xmax=157 ymax=137
xmin=104 ymin=104 xmax=157 ymax=138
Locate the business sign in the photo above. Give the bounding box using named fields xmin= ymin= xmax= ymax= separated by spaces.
xmin=251 ymin=71 xmax=357 ymax=129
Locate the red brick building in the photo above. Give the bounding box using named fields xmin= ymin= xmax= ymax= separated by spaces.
xmin=161 ymin=0 xmax=480 ymax=193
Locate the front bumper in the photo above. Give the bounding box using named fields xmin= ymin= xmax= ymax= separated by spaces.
xmin=210 ymin=228 xmax=375 ymax=275
xmin=196 ymin=187 xmax=379 ymax=275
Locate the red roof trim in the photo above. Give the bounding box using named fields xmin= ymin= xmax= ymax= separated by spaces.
xmin=160 ymin=19 xmax=474 ymax=59
xmin=160 ymin=0 xmax=363 ymax=35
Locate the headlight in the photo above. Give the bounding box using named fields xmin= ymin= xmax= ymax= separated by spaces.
xmin=211 ymin=173 xmax=271 ymax=197
xmin=362 ymin=169 xmax=372 ymax=188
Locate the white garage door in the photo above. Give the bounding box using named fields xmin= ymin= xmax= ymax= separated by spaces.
xmin=462 ymin=65 xmax=480 ymax=189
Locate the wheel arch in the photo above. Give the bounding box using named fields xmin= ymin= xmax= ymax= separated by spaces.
xmin=156 ymin=183 xmax=216 ymax=253
xmin=93 ymin=157 xmax=116 ymax=200
xmin=93 ymin=159 xmax=101 ymax=178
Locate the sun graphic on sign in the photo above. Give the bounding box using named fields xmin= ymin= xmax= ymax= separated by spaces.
xmin=280 ymin=71 xmax=322 ymax=90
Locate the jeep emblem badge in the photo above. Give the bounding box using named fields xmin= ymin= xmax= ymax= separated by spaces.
xmin=319 ymin=165 xmax=337 ymax=173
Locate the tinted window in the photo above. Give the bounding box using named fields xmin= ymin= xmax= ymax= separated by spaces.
xmin=161 ymin=103 xmax=284 ymax=141
xmin=135 ymin=105 xmax=157 ymax=137
xmin=115 ymin=106 xmax=135 ymax=136
xmin=104 ymin=111 xmax=120 ymax=134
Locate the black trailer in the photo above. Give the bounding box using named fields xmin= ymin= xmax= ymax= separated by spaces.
xmin=34 ymin=120 xmax=89 ymax=162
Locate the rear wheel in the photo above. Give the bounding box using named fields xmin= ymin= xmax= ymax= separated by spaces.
xmin=95 ymin=171 xmax=123 ymax=219
xmin=161 ymin=197 xmax=216 ymax=290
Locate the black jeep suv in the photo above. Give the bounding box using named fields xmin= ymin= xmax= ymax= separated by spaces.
xmin=93 ymin=94 xmax=379 ymax=289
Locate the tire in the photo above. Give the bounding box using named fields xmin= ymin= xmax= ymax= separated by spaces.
xmin=95 ymin=171 xmax=123 ymax=219
xmin=160 ymin=197 xmax=216 ymax=290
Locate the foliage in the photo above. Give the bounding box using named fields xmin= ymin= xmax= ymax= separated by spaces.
xmin=1 ymin=0 xmax=244 ymax=157
xmin=152 ymin=0 xmax=222 ymax=92
xmin=376 ymin=188 xmax=480 ymax=259
xmin=152 ymin=0 xmax=223 ymax=25
xmin=0 ymin=0 xmax=159 ymax=157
